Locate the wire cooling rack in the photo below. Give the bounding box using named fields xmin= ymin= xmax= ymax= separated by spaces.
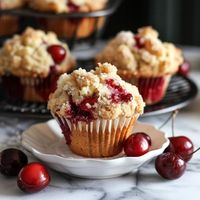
xmin=0 ymin=74 xmax=198 ymax=119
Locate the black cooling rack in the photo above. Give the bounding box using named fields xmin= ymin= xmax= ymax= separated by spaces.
xmin=0 ymin=74 xmax=198 ymax=119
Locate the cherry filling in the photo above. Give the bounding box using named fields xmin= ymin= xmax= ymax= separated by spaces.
xmin=137 ymin=77 xmax=165 ymax=103
xmin=56 ymin=114 xmax=72 ymax=145
xmin=67 ymin=1 xmax=80 ymax=12
xmin=47 ymin=45 xmax=66 ymax=64
xmin=106 ymin=79 xmax=133 ymax=103
xmin=134 ymin=35 xmax=144 ymax=49
xmin=66 ymin=94 xmax=98 ymax=123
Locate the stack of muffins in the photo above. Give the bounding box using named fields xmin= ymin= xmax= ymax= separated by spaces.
xmin=0 ymin=2 xmax=184 ymax=158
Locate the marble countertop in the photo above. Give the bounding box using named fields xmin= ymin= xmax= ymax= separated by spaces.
xmin=0 ymin=70 xmax=200 ymax=200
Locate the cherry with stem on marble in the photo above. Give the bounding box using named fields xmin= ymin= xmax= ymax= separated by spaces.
xmin=155 ymin=110 xmax=200 ymax=180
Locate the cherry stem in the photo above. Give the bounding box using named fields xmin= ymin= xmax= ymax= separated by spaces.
xmin=159 ymin=110 xmax=178 ymax=130
xmin=190 ymin=147 xmax=200 ymax=156
xmin=172 ymin=110 xmax=178 ymax=137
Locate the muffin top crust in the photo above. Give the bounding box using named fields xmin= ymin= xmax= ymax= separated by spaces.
xmin=29 ymin=0 xmax=108 ymax=13
xmin=0 ymin=0 xmax=26 ymax=9
xmin=48 ymin=63 xmax=144 ymax=122
xmin=96 ymin=27 xmax=184 ymax=77
xmin=0 ymin=27 xmax=75 ymax=77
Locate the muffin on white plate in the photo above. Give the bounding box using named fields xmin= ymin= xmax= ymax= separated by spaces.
xmin=0 ymin=27 xmax=75 ymax=102
xmin=48 ymin=62 xmax=144 ymax=158
xmin=96 ymin=26 xmax=184 ymax=105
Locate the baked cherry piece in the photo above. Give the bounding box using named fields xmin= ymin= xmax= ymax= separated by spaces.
xmin=165 ymin=136 xmax=194 ymax=162
xmin=178 ymin=60 xmax=190 ymax=76
xmin=17 ymin=162 xmax=50 ymax=193
xmin=134 ymin=35 xmax=144 ymax=49
xmin=67 ymin=1 xmax=79 ymax=12
xmin=47 ymin=45 xmax=66 ymax=64
xmin=155 ymin=152 xmax=186 ymax=179
xmin=106 ymin=79 xmax=133 ymax=103
xmin=0 ymin=148 xmax=28 ymax=176
xmin=124 ymin=132 xmax=151 ymax=157
xmin=66 ymin=95 xmax=98 ymax=124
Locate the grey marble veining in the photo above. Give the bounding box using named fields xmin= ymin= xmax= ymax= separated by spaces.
xmin=0 ymin=71 xmax=200 ymax=200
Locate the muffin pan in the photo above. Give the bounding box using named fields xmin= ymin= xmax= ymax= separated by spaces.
xmin=0 ymin=73 xmax=197 ymax=118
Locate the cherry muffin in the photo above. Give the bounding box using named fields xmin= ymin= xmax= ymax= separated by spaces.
xmin=28 ymin=0 xmax=108 ymax=39
xmin=0 ymin=27 xmax=75 ymax=102
xmin=0 ymin=0 xmax=27 ymax=36
xmin=96 ymin=27 xmax=184 ymax=105
xmin=48 ymin=63 xmax=144 ymax=158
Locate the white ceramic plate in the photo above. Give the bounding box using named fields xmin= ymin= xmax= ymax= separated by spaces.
xmin=21 ymin=119 xmax=169 ymax=179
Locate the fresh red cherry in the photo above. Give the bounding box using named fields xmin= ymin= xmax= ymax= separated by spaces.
xmin=178 ymin=60 xmax=190 ymax=76
xmin=165 ymin=136 xmax=194 ymax=162
xmin=124 ymin=132 xmax=151 ymax=157
xmin=47 ymin=45 xmax=66 ymax=64
xmin=17 ymin=162 xmax=50 ymax=193
xmin=0 ymin=148 xmax=28 ymax=176
xmin=164 ymin=141 xmax=175 ymax=153
xmin=155 ymin=152 xmax=186 ymax=179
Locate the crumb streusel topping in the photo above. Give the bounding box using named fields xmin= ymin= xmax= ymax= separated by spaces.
xmin=29 ymin=0 xmax=108 ymax=13
xmin=96 ymin=27 xmax=183 ymax=77
xmin=48 ymin=63 xmax=144 ymax=120
xmin=0 ymin=27 xmax=75 ymax=77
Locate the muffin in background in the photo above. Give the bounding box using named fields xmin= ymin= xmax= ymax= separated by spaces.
xmin=0 ymin=0 xmax=26 ymax=9
xmin=0 ymin=27 xmax=75 ymax=102
xmin=96 ymin=27 xmax=184 ymax=105
xmin=48 ymin=63 xmax=144 ymax=158
xmin=0 ymin=0 xmax=27 ymax=36
xmin=28 ymin=0 xmax=108 ymax=39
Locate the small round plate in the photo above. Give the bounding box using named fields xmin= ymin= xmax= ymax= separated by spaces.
xmin=21 ymin=120 xmax=169 ymax=179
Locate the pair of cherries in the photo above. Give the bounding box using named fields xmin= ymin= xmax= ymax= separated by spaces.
xmin=155 ymin=136 xmax=194 ymax=180
xmin=123 ymin=117 xmax=194 ymax=180
xmin=0 ymin=148 xmax=50 ymax=193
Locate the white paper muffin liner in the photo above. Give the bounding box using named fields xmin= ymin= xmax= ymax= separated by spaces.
xmin=54 ymin=114 xmax=139 ymax=157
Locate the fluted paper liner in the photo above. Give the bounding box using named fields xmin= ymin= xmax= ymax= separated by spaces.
xmin=119 ymin=72 xmax=171 ymax=105
xmin=2 ymin=74 xmax=59 ymax=102
xmin=54 ymin=114 xmax=139 ymax=158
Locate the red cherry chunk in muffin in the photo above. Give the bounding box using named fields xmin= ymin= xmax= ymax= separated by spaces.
xmin=66 ymin=95 xmax=98 ymax=123
xmin=67 ymin=1 xmax=80 ymax=12
xmin=134 ymin=35 xmax=144 ymax=49
xmin=47 ymin=45 xmax=66 ymax=64
xmin=106 ymin=79 xmax=133 ymax=103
